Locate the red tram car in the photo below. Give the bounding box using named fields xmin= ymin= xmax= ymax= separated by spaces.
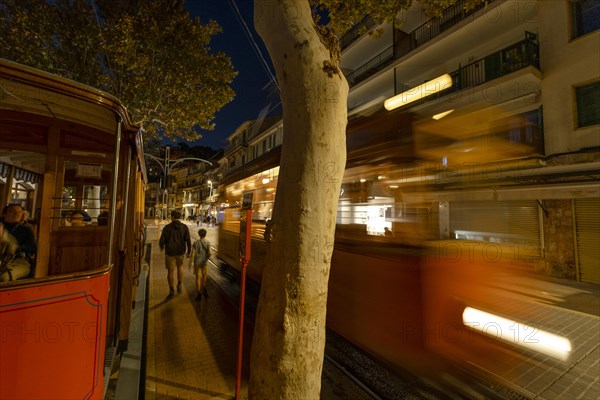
xmin=0 ymin=59 xmax=146 ymax=399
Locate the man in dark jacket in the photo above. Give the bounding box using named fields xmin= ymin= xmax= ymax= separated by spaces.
xmin=159 ymin=210 xmax=191 ymax=299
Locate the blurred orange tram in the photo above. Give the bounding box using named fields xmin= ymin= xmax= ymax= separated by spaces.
xmin=217 ymin=107 xmax=555 ymax=389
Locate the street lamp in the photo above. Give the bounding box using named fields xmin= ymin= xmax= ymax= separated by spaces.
xmin=144 ymin=146 xmax=213 ymax=220
xmin=207 ymin=180 xmax=213 ymax=200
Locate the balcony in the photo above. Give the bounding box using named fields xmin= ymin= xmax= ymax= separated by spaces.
xmin=345 ymin=0 xmax=493 ymax=87
xmin=395 ymin=36 xmax=540 ymax=111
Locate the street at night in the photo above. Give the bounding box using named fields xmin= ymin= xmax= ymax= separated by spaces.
xmin=1 ymin=1 xmax=599 ymax=399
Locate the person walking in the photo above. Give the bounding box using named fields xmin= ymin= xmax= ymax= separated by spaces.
xmin=159 ymin=210 xmax=191 ymax=299
xmin=189 ymin=228 xmax=211 ymax=300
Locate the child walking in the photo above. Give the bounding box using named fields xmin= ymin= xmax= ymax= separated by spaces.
xmin=189 ymin=228 xmax=211 ymax=300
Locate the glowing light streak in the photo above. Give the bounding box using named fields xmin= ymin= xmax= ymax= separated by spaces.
xmin=384 ymin=74 xmax=453 ymax=111
xmin=432 ymin=109 xmax=454 ymax=120
xmin=462 ymin=306 xmax=572 ymax=361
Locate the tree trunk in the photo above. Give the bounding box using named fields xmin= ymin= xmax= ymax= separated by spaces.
xmin=249 ymin=1 xmax=348 ymax=398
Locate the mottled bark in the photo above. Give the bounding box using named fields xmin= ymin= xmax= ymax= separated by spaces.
xmin=249 ymin=0 xmax=348 ymax=399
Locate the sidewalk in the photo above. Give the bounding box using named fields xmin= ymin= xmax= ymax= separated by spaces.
xmin=144 ymin=221 xmax=251 ymax=400
xmin=467 ymin=277 xmax=599 ymax=399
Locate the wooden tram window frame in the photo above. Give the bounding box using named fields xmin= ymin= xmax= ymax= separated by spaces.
xmin=45 ymin=156 xmax=114 ymax=276
xmin=58 ymin=161 xmax=112 ymax=228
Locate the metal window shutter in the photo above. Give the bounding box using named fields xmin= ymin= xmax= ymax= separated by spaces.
xmin=574 ymin=198 xmax=600 ymax=284
xmin=450 ymin=201 xmax=541 ymax=248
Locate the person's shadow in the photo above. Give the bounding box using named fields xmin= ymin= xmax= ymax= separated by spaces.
xmin=148 ymin=297 xmax=171 ymax=310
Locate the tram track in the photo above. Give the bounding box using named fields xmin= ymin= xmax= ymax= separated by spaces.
xmin=203 ymin=251 xmax=448 ymax=400
xmin=323 ymin=353 xmax=385 ymax=400
xmin=206 ymin=256 xmax=385 ymax=400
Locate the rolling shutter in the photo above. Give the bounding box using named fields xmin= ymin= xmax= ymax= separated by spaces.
xmin=574 ymin=198 xmax=600 ymax=284
xmin=450 ymin=200 xmax=541 ymax=251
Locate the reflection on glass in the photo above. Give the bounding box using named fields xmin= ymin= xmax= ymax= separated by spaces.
xmin=83 ymin=185 xmax=108 ymax=220
xmin=62 ymin=186 xmax=77 ymax=209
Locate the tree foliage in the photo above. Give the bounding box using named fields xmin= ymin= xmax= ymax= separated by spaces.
xmin=0 ymin=0 xmax=237 ymax=142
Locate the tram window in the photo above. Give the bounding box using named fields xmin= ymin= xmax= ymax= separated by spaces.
xmin=337 ymin=202 xmax=393 ymax=236
xmin=337 ymin=181 xmax=396 ymax=237
xmin=57 ymin=161 xmax=112 ymax=227
xmin=222 ymin=208 xmax=241 ymax=233
xmin=10 ymin=182 xmax=34 ymax=207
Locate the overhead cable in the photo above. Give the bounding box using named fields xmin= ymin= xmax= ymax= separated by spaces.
xmin=227 ymin=0 xmax=280 ymax=93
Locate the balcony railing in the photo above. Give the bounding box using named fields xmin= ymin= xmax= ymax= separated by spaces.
xmin=340 ymin=16 xmax=377 ymax=50
xmin=345 ymin=0 xmax=493 ymax=87
xmin=395 ymin=37 xmax=539 ymax=110
xmin=346 ymin=47 xmax=395 ymax=87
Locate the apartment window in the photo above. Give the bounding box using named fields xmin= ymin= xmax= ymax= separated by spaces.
xmin=572 ymin=0 xmax=600 ymax=38
xmin=576 ymin=81 xmax=600 ymax=127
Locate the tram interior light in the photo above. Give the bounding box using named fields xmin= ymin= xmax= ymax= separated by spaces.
xmin=384 ymin=74 xmax=453 ymax=111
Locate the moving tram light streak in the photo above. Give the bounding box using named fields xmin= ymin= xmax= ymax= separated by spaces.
xmin=462 ymin=306 xmax=572 ymax=362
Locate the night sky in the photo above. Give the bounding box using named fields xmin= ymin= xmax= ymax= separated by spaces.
xmin=183 ymin=0 xmax=280 ymax=150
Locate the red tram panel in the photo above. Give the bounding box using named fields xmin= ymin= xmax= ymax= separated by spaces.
xmin=0 ymin=270 xmax=110 ymax=399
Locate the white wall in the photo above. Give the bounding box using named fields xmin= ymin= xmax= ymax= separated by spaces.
xmin=539 ymin=0 xmax=600 ymax=154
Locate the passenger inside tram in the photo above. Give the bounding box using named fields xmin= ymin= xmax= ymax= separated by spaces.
xmin=97 ymin=211 xmax=109 ymax=226
xmin=0 ymin=221 xmax=21 ymax=281
xmin=68 ymin=211 xmax=88 ymax=227
xmin=0 ymin=204 xmax=37 ymax=280
xmin=19 ymin=209 xmax=37 ymax=239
